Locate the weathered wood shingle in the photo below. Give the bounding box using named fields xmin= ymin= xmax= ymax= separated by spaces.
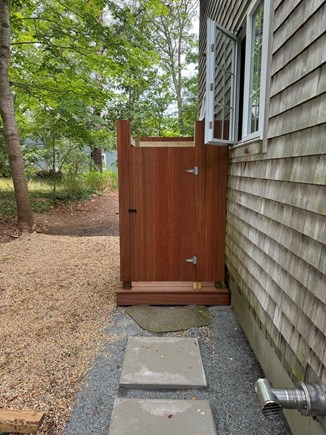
xmin=200 ymin=0 xmax=326 ymax=391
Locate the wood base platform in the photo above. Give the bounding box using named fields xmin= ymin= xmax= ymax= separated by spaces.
xmin=116 ymin=281 xmax=231 ymax=306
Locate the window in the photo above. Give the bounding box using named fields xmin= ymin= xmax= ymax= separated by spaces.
xmin=205 ymin=21 xmax=237 ymax=144
xmin=205 ymin=0 xmax=271 ymax=145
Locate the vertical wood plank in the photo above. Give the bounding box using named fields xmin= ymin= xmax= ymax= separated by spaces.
xmin=195 ymin=120 xmax=228 ymax=281
xmin=118 ymin=120 xmax=228 ymax=284
xmin=130 ymin=146 xmax=196 ymax=281
xmin=116 ymin=120 xmax=132 ymax=282
xmin=195 ymin=120 xmax=207 ymax=281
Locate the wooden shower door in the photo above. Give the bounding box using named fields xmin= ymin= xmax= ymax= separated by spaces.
xmin=129 ymin=146 xmax=197 ymax=281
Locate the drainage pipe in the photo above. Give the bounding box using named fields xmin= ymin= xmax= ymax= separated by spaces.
xmin=255 ymin=378 xmax=326 ymax=419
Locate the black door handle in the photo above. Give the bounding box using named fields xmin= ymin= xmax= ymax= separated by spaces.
xmin=128 ymin=208 xmax=137 ymax=213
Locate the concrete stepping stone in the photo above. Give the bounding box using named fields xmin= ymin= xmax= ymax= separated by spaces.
xmin=119 ymin=336 xmax=207 ymax=389
xmin=108 ymin=398 xmax=216 ymax=435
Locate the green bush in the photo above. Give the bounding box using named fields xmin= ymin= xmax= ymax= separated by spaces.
xmin=61 ymin=174 xmax=90 ymax=200
xmin=86 ymin=170 xmax=118 ymax=193
xmin=86 ymin=170 xmax=108 ymax=193
xmin=0 ymin=169 xmax=118 ymax=221
xmin=105 ymin=170 xmax=118 ymax=191
xmin=0 ymin=198 xmax=17 ymax=221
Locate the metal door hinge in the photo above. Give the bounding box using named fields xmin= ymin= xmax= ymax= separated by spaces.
xmin=185 ymin=166 xmax=199 ymax=176
xmin=185 ymin=256 xmax=197 ymax=265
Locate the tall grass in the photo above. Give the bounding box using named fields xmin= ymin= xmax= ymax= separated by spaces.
xmin=0 ymin=170 xmax=118 ymax=222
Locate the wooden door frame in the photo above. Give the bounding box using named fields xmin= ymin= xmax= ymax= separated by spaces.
xmin=117 ymin=120 xmax=228 ymax=285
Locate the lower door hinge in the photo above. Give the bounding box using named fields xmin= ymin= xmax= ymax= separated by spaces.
xmin=185 ymin=256 xmax=197 ymax=265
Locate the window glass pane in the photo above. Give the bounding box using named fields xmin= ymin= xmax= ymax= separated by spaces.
xmin=248 ymin=1 xmax=264 ymax=134
xmin=214 ymin=28 xmax=235 ymax=140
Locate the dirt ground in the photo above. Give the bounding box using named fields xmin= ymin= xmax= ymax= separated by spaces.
xmin=0 ymin=191 xmax=120 ymax=434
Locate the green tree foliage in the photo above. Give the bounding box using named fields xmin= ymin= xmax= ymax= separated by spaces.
xmin=3 ymin=0 xmax=199 ymax=189
xmin=148 ymin=0 xmax=199 ymax=135
xmin=10 ymin=0 xmax=199 ymax=142
xmin=10 ymin=0 xmax=115 ymax=151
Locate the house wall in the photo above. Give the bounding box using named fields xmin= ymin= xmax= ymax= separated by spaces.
xmin=199 ymin=0 xmax=326 ymax=433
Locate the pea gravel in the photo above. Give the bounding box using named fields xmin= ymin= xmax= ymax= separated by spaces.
xmin=0 ymin=232 xmax=119 ymax=434
xmin=64 ymin=306 xmax=291 ymax=435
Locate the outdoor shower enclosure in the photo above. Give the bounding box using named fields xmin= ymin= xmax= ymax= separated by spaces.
xmin=116 ymin=120 xmax=230 ymax=305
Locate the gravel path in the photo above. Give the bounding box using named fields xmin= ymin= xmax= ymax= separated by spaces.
xmin=0 ymin=232 xmax=119 ymax=433
xmin=64 ymin=306 xmax=291 ymax=435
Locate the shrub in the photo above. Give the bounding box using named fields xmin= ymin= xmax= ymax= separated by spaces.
xmin=86 ymin=170 xmax=118 ymax=194
xmin=61 ymin=174 xmax=90 ymax=200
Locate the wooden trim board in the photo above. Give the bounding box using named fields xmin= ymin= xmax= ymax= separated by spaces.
xmin=0 ymin=409 xmax=45 ymax=433
xmin=116 ymin=281 xmax=230 ymax=306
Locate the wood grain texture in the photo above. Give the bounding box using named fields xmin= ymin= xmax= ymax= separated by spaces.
xmin=273 ymin=0 xmax=324 ymax=52
xmin=271 ymin=3 xmax=326 ymax=74
xmin=268 ymin=94 xmax=326 ymax=138
xmin=270 ymin=37 xmax=326 ymax=98
xmin=117 ymin=120 xmax=132 ymax=281
xmin=267 ymin=126 xmax=326 ymax=159
xmin=228 ymin=188 xmax=326 ymax=249
xmin=269 ymin=65 xmax=326 ymax=118
xmin=229 ymin=176 xmax=326 ymax=216
xmin=195 ymin=121 xmax=229 ymax=281
xmin=0 ymin=409 xmax=45 ymax=434
xmin=118 ymin=120 xmax=228 ymax=285
xmin=129 ymin=145 xmax=196 ymax=281
xmin=273 ymin=0 xmax=302 ymax=31
xmin=138 ymin=141 xmax=195 ymax=147
xmin=200 ymin=0 xmax=326 ymax=391
xmin=116 ymin=283 xmax=230 ymax=306
xmin=229 ymin=155 xmax=326 ymax=185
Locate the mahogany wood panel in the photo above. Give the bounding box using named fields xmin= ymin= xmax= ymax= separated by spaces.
xmin=138 ymin=136 xmax=194 ymax=142
xmin=116 ymin=287 xmax=231 ymax=306
xmin=129 ymin=146 xmax=196 ymax=281
xmin=117 ymin=120 xmax=132 ymax=282
xmin=117 ymin=120 xmax=229 ymax=287
xmin=195 ymin=121 xmax=229 ymax=282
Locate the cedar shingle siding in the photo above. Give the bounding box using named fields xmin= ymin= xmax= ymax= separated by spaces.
xmin=200 ymin=0 xmax=326 ymax=431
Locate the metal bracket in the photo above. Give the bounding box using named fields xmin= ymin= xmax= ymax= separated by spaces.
xmin=185 ymin=166 xmax=199 ymax=176
xmin=185 ymin=256 xmax=197 ymax=265
xmin=306 ymin=365 xmax=326 ymax=431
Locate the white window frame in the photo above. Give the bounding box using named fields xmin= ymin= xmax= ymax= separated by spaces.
xmin=101 ymin=152 xmax=107 ymax=170
xmin=242 ymin=0 xmax=271 ymax=142
xmin=205 ymin=19 xmax=237 ymax=145
xmin=205 ymin=0 xmax=271 ymax=146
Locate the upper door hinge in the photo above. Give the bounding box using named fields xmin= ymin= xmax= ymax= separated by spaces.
xmin=185 ymin=166 xmax=199 ymax=176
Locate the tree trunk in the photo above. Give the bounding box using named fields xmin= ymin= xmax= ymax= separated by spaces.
xmin=91 ymin=147 xmax=102 ymax=172
xmin=0 ymin=0 xmax=34 ymax=231
xmin=89 ymin=10 xmax=103 ymax=173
